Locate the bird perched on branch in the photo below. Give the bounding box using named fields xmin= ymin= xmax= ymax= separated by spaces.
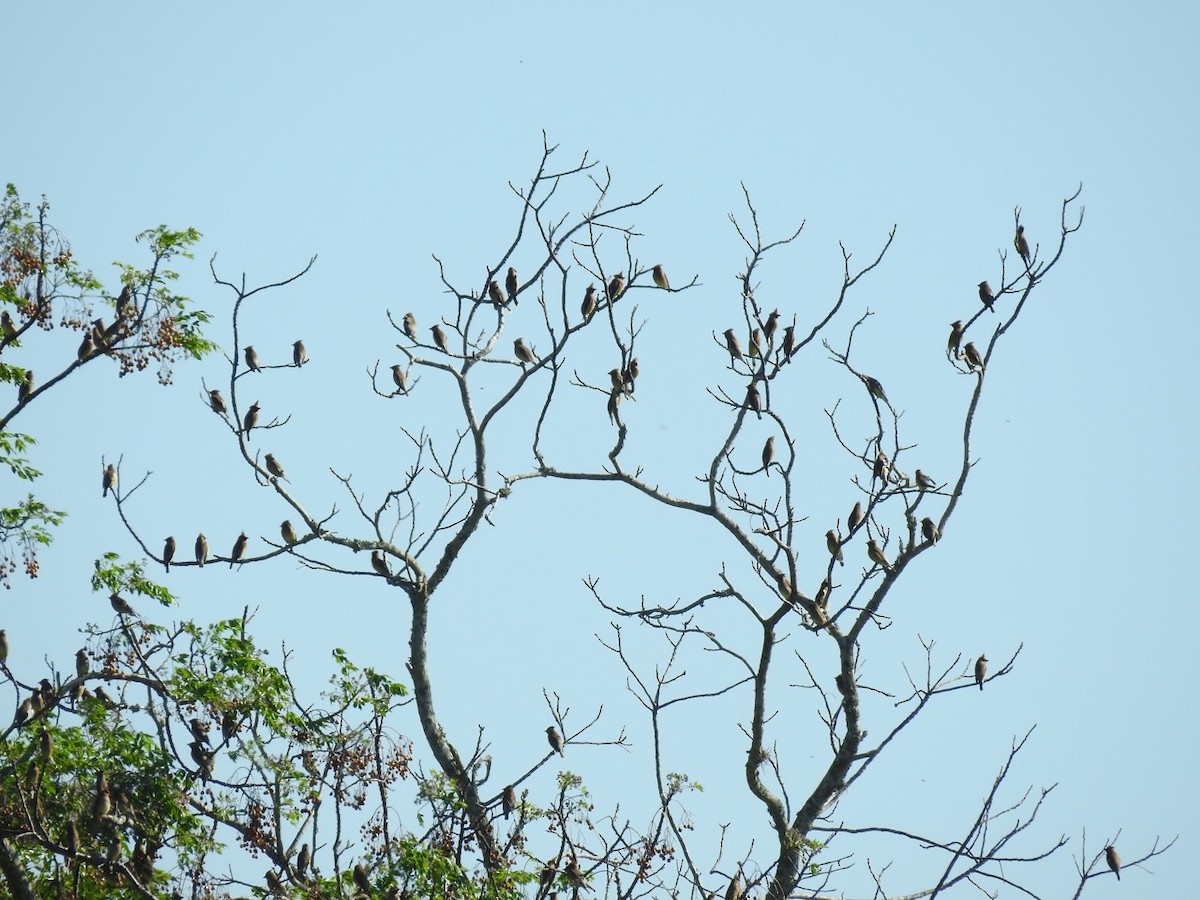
xmin=244 ymin=345 xmax=262 ymax=371
xmin=513 ymin=338 xmax=536 ymax=366
xmin=1014 ymin=225 xmax=1031 ymax=264
xmin=948 ymin=320 xmax=964 ymax=358
xmin=546 ymin=726 xmax=565 ymax=755
xmin=962 ymin=342 xmax=984 ymax=372
xmin=607 ymin=272 xmax=626 ymax=302
xmin=723 ymin=329 xmax=744 ymax=362
xmin=781 ymin=325 xmax=796 ymax=362
xmin=978 ymin=281 xmax=995 ymax=314
xmin=914 ymin=469 xmax=936 ymax=491
xmin=502 ymin=784 xmax=517 ymax=819
xmin=353 ymin=863 xmax=372 ymax=895
xmin=293 ymin=340 xmax=307 ymax=367
xmin=243 ymin=402 xmax=260 ymax=439
xmin=921 ymin=517 xmax=939 ymax=545
xmin=163 ymin=536 xmax=176 ymax=572
xmin=431 ymin=325 xmax=449 ymax=354
xmin=974 ymin=654 xmax=988 ymax=690
xmin=744 ymin=383 xmax=762 ymax=420
xmin=102 ymin=464 xmax=118 ymax=498
xmin=281 ymin=520 xmax=298 ymax=545
xmin=190 ymin=741 xmax=215 ymax=781
xmin=866 ymin=539 xmax=892 ymax=572
xmin=391 ymin=365 xmax=407 ymax=394
xmin=77 ymin=332 xmax=95 ymax=361
xmin=581 ymin=284 xmax=597 ymax=320
xmin=848 ymin=501 xmax=864 ymax=532
xmin=826 ymin=529 xmax=844 ymax=566
xmin=110 ymin=593 xmax=136 ymax=617
xmin=371 ymin=550 xmax=391 ymax=579
xmin=872 ymin=451 xmax=889 ymax=485
xmin=861 ymin=374 xmax=888 ymax=403
xmin=17 ymin=370 xmax=33 ymax=403
xmin=264 ymin=454 xmax=288 ymax=481
xmin=230 ymin=532 xmax=248 ymax=568
xmin=622 ymin=358 xmax=639 ymax=395
xmin=403 ymin=312 xmax=417 ymax=340
xmin=764 ymin=309 xmax=780 ymax=345
xmin=1105 ymin=845 xmax=1121 ymax=880
xmin=195 ymin=533 xmax=208 ymax=567
xmin=506 ymin=267 xmax=519 ymax=306
xmin=762 ymin=436 xmax=775 ymax=475
xmin=209 ymin=389 xmax=227 ymax=414
xmin=488 ymin=279 xmax=505 ymax=308
xmin=652 ymin=264 xmax=670 ymax=290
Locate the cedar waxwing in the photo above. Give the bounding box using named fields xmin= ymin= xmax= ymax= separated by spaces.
xmin=244 ymin=402 xmax=260 ymax=439
xmin=92 ymin=318 xmax=107 ymax=348
xmin=948 ymin=321 xmax=964 ymax=357
xmin=726 ymin=870 xmax=743 ymax=900
xmin=17 ymin=370 xmax=33 ymax=403
xmin=293 ymin=340 xmax=307 ymax=367
xmin=391 ymin=365 xmax=407 ymax=394
xmin=848 ymin=501 xmax=864 ymax=532
xmin=431 ymin=324 xmax=449 ymax=353
xmin=861 ymin=374 xmax=888 ymax=403
xmin=607 ymin=272 xmax=626 ymax=302
xmin=371 ymin=550 xmax=391 ymax=579
xmin=745 ymin=383 xmax=762 ymax=419
xmin=652 ymin=264 xmax=670 ymax=290
xmin=622 ymin=358 xmax=639 ymax=394
xmin=93 ymin=686 xmax=115 ymax=709
xmin=281 ymin=520 xmax=297 ymax=545
xmin=914 ymin=469 xmax=936 ymax=491
xmin=353 ymin=863 xmax=372 ymax=895
xmin=581 ymin=284 xmax=598 ymax=320
xmin=826 ymin=530 xmax=844 ymax=566
xmin=1105 ymin=845 xmax=1120 ymax=880
xmin=608 ymin=368 xmax=625 ymax=392
xmin=776 ymin=570 xmax=792 ymax=599
xmin=921 ymin=517 xmax=939 ymax=545
xmin=566 ymin=856 xmax=584 ymax=886
xmin=866 ymin=539 xmax=892 ymax=571
xmin=195 ymin=533 xmax=208 ymax=567
xmin=102 ymin=463 xmax=118 ymax=498
xmin=403 ymin=312 xmax=417 ymax=340
xmin=190 ymin=740 xmax=214 ymax=780
xmin=488 ymin=279 xmax=506 ymax=308
xmin=163 ymin=536 xmax=176 ymax=572
xmin=978 ymin=281 xmax=995 ymax=314
xmin=64 ymin=818 xmax=79 ymax=856
xmin=244 ymin=345 xmax=262 ymax=371
xmin=763 ymin=309 xmax=780 ymax=345
xmin=221 ymin=709 xmax=239 ymax=742
xmin=0 ymin=629 xmax=7 ymax=664
xmin=814 ymin=579 xmax=831 ymax=610
xmin=14 ymin=697 xmax=33 ymax=727
xmin=110 ymin=593 xmax=136 ymax=617
xmin=723 ymin=328 xmax=744 ymax=362
xmin=974 ymin=654 xmax=988 ymax=690
xmin=749 ymin=328 xmax=763 ymax=358
xmin=546 ymin=725 xmax=565 ymax=755
xmin=514 ymin=338 xmax=536 ymax=365
xmin=115 ymin=284 xmax=132 ymax=319
xmin=962 ymin=342 xmax=984 ymax=372
xmin=265 ymin=870 xmax=284 ymax=896
xmin=872 ymin=450 xmax=889 ymax=485
xmin=77 ymin=331 xmax=95 ymax=361
xmin=264 ymin=453 xmax=287 ymax=481
xmin=39 ymin=678 xmax=55 ymax=708
xmin=1014 ymin=225 xmax=1030 ymax=263
xmin=297 ymin=843 xmax=311 ymax=879
xmin=92 ymin=782 xmax=111 ymax=819
xmin=230 ymin=532 xmax=248 ymax=568
xmin=502 ymin=783 xmax=516 ymax=819
xmin=189 ymin=717 xmax=209 ymax=745
xmin=209 ymin=389 xmax=227 ymax=414
xmin=762 ymin=436 xmax=775 ymax=475
xmin=540 ymin=862 xmax=557 ymax=891
xmin=782 ymin=325 xmax=796 ymax=362
xmin=1 ymin=311 xmax=16 ymax=341
xmin=607 ymin=388 xmax=621 ymax=424
xmin=40 ymin=727 xmax=52 ymax=760
xmin=506 ymin=266 xmax=519 ymax=305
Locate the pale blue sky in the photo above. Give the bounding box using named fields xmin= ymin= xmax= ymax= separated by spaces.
xmin=5 ymin=2 xmax=1196 ymax=896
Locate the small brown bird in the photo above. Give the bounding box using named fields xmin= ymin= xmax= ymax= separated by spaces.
xmin=230 ymin=532 xmax=248 ymax=568
xmin=826 ymin=529 xmax=844 ymax=566
xmin=245 ymin=345 xmax=262 ymax=371
xmin=723 ymin=328 xmax=744 ymax=362
xmin=488 ymin=279 xmax=506 ymax=308
xmin=64 ymin=818 xmax=79 ymax=857
xmin=221 ymin=709 xmax=239 ymax=742
xmin=763 ymin=309 xmax=780 ymax=345
xmin=749 ymin=328 xmax=764 ymax=359
xmin=726 ymin=869 xmax=743 ymax=900
xmin=513 ymin=338 xmax=536 ymax=365
xmin=540 ymin=862 xmax=557 ymax=891
xmin=622 ymin=357 xmax=639 ymax=394
xmin=948 ymin=320 xmax=964 ymax=357
xmin=296 ymin=843 xmax=311 ymax=879
xmin=391 ymin=365 xmax=407 ymax=394
xmin=163 ymin=536 xmax=176 ymax=572
xmin=353 ymin=863 xmax=372 ymax=895
xmin=921 ymin=517 xmax=939 ymax=545
xmin=978 ymin=281 xmax=995 ymax=314
xmin=608 ymin=368 xmax=625 ymax=391
xmin=652 ymin=264 xmax=670 ymax=290
xmin=502 ymin=784 xmax=517 ymax=819
xmin=403 ymin=312 xmax=417 ymax=340
xmin=974 ymin=654 xmax=988 ymax=690
xmin=607 ymin=272 xmax=626 ymax=302
xmin=14 ymin=697 xmax=33 ymax=727
xmin=110 ymin=592 xmax=136 ymax=617
xmin=40 ymin=727 xmax=53 ymax=760
xmin=546 ymin=725 xmax=565 ymax=755
xmin=566 ymin=856 xmax=585 ymax=887
xmin=281 ymin=520 xmax=297 ymax=545
xmin=209 ymin=389 xmax=227 ymax=414
xmin=1105 ymin=845 xmax=1121 ymax=880
xmin=76 ymin=649 xmax=89 ymax=677
xmin=77 ymin=331 xmax=95 ymax=361
xmin=431 ymin=324 xmax=449 ymax=354
xmin=195 ymin=533 xmax=209 ymax=567
xmin=861 ymin=374 xmax=888 ymax=402
xmin=0 ymin=629 xmax=7 ymax=665
xmin=115 ymin=283 xmax=132 ymax=318
xmin=1014 ymin=225 xmax=1030 ymax=264
xmin=776 ymin=570 xmax=792 ymax=599
xmin=92 ymin=318 xmax=108 ymax=348
xmin=506 ymin=266 xmax=519 ymax=306
xmin=265 ymin=870 xmax=284 ymax=896
xmin=17 ymin=370 xmax=33 ymax=403
xmin=762 ymin=436 xmax=775 ymax=474
xmin=607 ymin=388 xmax=621 ymax=424
xmin=293 ymin=340 xmax=307 ymax=367
xmin=848 ymin=501 xmax=864 ymax=532
xmin=872 ymin=450 xmax=889 ymax=485
xmin=745 ymin=383 xmax=762 ymax=419
xmin=814 ymin=579 xmax=831 ymax=610
xmin=190 ymin=740 xmax=215 ymax=780
xmin=188 ymin=717 xmax=209 ymax=745
xmin=371 ymin=550 xmax=391 ymax=579
xmin=782 ymin=325 xmax=797 ymax=362
xmin=264 ymin=453 xmax=287 ymax=481
xmin=581 ymin=284 xmax=598 ymax=320
xmin=244 ymin=402 xmax=260 ymax=439
xmin=914 ymin=469 xmax=936 ymax=491
xmin=962 ymin=342 xmax=984 ymax=372
xmin=866 ymin=539 xmax=892 ymax=572
xmin=92 ymin=782 xmax=111 ymax=819
xmin=102 ymin=463 xmax=118 ymax=498
xmin=1 ymin=310 xmax=17 ymax=341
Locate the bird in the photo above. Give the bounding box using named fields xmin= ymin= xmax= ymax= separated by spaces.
xmin=244 ymin=345 xmax=262 ymax=371
xmin=0 ymin=629 xmax=8 ymax=665
xmin=506 ymin=266 xmax=519 ymax=305
xmin=608 ymin=368 xmax=625 ymax=392
xmin=115 ymin=283 xmax=132 ymax=318
xmin=546 ymin=725 xmax=565 ymax=755
xmin=92 ymin=782 xmax=111 ymax=819
xmin=353 ymin=863 xmax=372 ymax=895
xmin=243 ymin=402 xmax=260 ymax=439
xmin=914 ymin=469 xmax=936 ymax=491
xmin=77 ymin=331 xmax=95 ymax=361
xmin=861 ymin=374 xmax=888 ymax=403
xmin=102 ymin=463 xmax=118 ymax=498
xmin=652 ymin=264 xmax=670 ymax=290
xmin=195 ymin=533 xmax=209 ymax=567
xmin=281 ymin=520 xmax=297 ymax=545
xmin=607 ymin=388 xmax=621 ymax=424
xmin=296 ymin=843 xmax=311 ymax=879
xmin=14 ymin=697 xmax=33 ymax=727
xmin=776 ymin=570 xmax=792 ymax=599
xmin=581 ymin=284 xmax=598 ymax=320
xmin=163 ymin=536 xmax=176 ymax=572
xmin=539 ymin=862 xmax=557 ymax=892
xmin=513 ymin=338 xmax=536 ymax=366
xmin=92 ymin=318 xmax=108 ymax=349
xmin=622 ymin=358 xmax=639 ymax=395
xmin=17 ymin=370 xmax=33 ymax=403
xmin=190 ymin=741 xmax=215 ymax=780
xmin=230 ymin=532 xmax=248 ymax=568
xmin=872 ymin=450 xmax=889 ymax=485
xmin=826 ymin=529 xmax=844 ymax=566
xmin=403 ymin=312 xmax=417 ymax=340
xmin=64 ymin=818 xmax=79 ymax=857
xmin=221 ymin=709 xmax=239 ymax=742
xmin=502 ymin=784 xmax=517 ymax=819
xmin=1105 ymin=845 xmax=1121 ymax=880
xmin=978 ymin=281 xmax=995 ymax=314
xmin=265 ymin=870 xmax=284 ymax=896
xmin=607 ymin=272 xmax=626 ymax=302
xmin=762 ymin=436 xmax=775 ymax=475
xmin=209 ymin=389 xmax=227 ymax=414
xmin=749 ymin=328 xmax=764 ymax=359
xmin=188 ymin=717 xmax=209 ymax=745
xmin=848 ymin=501 xmax=864 ymax=532
xmin=948 ymin=321 xmax=964 ymax=357
xmin=723 ymin=328 xmax=744 ymax=362
xmin=726 ymin=869 xmax=743 ymax=900
xmin=962 ymin=342 xmax=984 ymax=372
xmin=866 ymin=539 xmax=892 ymax=572
xmin=371 ymin=550 xmax=391 ymax=579
xmin=745 ymin=383 xmax=763 ymax=420
xmin=763 ymin=309 xmax=780 ymax=345
xmin=781 ymin=325 xmax=797 ymax=362
xmin=264 ymin=453 xmax=287 ymax=481
xmin=566 ymin=856 xmax=585 ymax=887
xmin=974 ymin=654 xmax=988 ymax=690
xmin=110 ymin=592 xmax=136 ymax=617
xmin=293 ymin=340 xmax=307 ymax=367
xmin=40 ymin=727 xmax=53 ymax=760
xmin=814 ymin=579 xmax=831 ymax=610
xmin=391 ymin=365 xmax=407 ymax=394
xmin=1 ymin=310 xmax=17 ymax=342
xmin=488 ymin=279 xmax=505 ymax=308
xmin=1014 ymin=225 xmax=1031 ymax=264
xmin=431 ymin=325 xmax=449 ymax=354
xmin=921 ymin=517 xmax=939 ymax=544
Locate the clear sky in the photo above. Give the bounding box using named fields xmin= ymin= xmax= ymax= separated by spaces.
xmin=5 ymin=1 xmax=1196 ymax=897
